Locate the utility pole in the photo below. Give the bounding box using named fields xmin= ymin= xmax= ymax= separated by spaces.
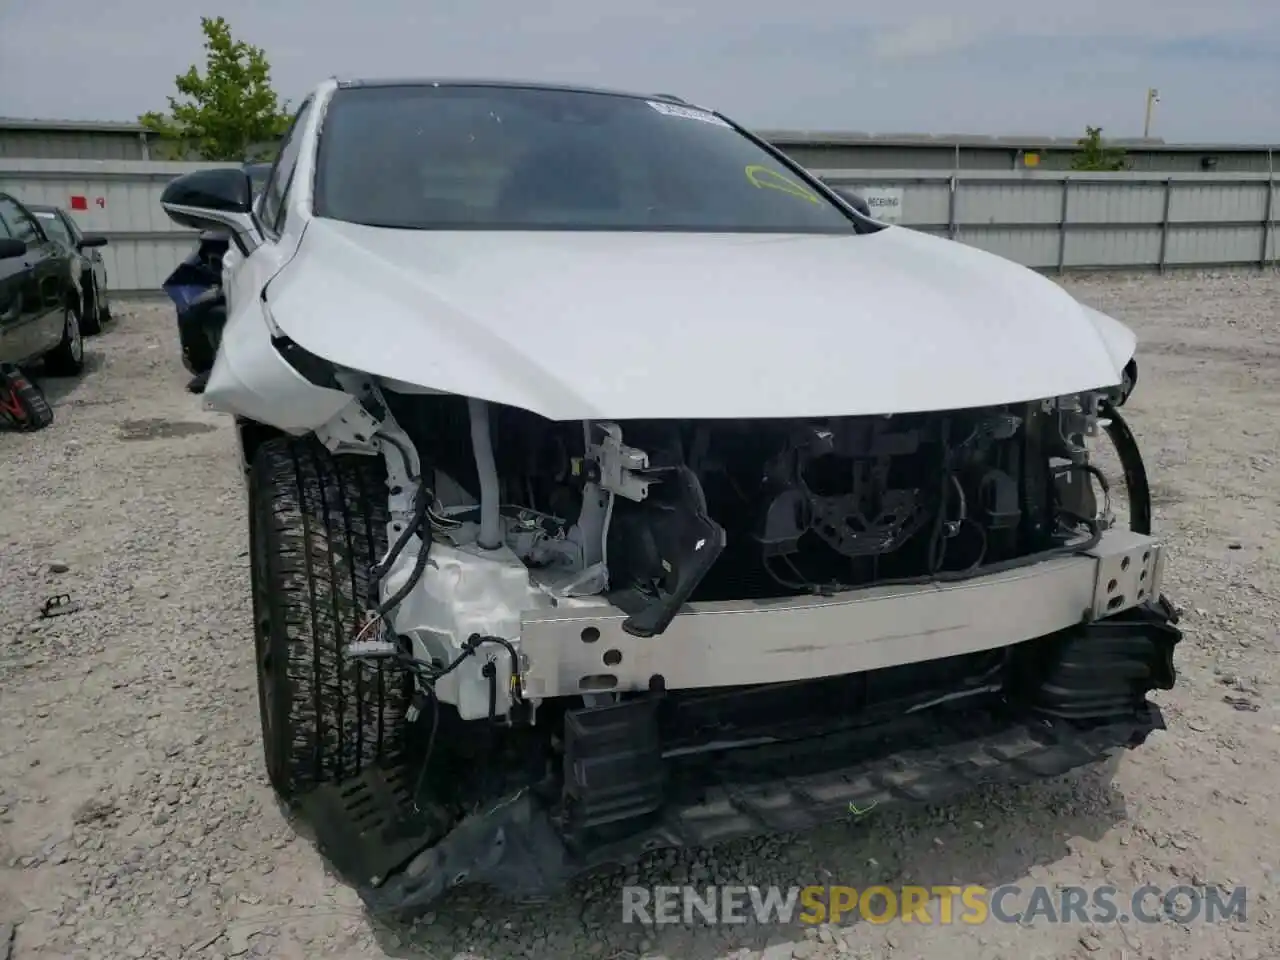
xmin=1143 ymin=88 xmax=1160 ymax=138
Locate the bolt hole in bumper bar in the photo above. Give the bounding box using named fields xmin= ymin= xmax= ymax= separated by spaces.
xmin=312 ymin=530 xmax=1180 ymax=915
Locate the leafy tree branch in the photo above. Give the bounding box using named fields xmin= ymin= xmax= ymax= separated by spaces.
xmin=140 ymin=16 xmax=290 ymax=161
xmin=1070 ymin=126 xmax=1128 ymax=172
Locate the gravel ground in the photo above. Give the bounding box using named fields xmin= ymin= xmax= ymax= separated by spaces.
xmin=1 ymin=272 xmax=1278 ymax=960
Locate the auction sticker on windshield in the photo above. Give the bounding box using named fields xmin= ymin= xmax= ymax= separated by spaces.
xmin=646 ymin=100 xmax=730 ymax=127
xmin=744 ymin=165 xmax=821 ymax=204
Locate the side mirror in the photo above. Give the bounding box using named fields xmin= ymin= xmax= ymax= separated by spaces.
xmin=0 ymin=238 xmax=25 ymax=260
xmin=161 ymin=168 xmax=260 ymax=257
xmin=77 ymin=234 xmax=108 ymax=250
xmin=835 ymin=189 xmax=872 ymax=218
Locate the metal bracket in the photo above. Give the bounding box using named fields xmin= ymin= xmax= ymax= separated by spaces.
xmin=313 ymin=396 xmax=381 ymax=454
xmin=1044 ymin=393 xmax=1102 ymax=461
xmin=587 ymin=422 xmax=651 ymax=502
xmin=1084 ymin=530 xmax=1162 ymax=620
xmin=327 ymin=372 xmax=421 ymax=530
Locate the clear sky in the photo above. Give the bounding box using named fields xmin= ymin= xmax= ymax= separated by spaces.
xmin=1 ymin=0 xmax=1277 ymax=142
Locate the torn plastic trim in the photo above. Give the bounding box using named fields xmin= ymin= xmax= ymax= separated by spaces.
xmin=357 ymin=704 xmax=1166 ymax=913
xmin=327 ymin=598 xmax=1180 ymax=912
xmin=271 ymin=334 xmax=341 ymax=391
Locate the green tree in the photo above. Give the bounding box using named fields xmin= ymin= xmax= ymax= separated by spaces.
xmin=140 ymin=16 xmax=290 ymax=161
xmin=1070 ymin=126 xmax=1128 ymax=171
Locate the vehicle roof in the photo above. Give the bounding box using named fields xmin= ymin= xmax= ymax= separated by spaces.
xmin=332 ymin=77 xmax=691 ymax=105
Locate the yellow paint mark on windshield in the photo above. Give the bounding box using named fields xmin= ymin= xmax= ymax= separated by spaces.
xmin=745 ymin=165 xmax=821 ymax=204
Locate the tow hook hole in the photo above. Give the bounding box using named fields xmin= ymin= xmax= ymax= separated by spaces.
xmin=1106 ymin=595 xmax=1125 ymax=611
xmin=602 ymin=649 xmax=622 ymax=667
xmin=580 ymin=673 xmax=617 ymax=692
xmin=1120 ymin=556 xmax=1131 ymax=571
xmin=1107 ymin=578 xmax=1118 ymax=593
xmin=581 ymin=626 xmax=600 ymax=644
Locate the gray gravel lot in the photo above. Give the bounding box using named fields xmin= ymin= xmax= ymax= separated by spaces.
xmin=1 ymin=272 xmax=1278 ymax=960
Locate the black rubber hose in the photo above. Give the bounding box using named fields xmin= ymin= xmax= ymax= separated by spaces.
xmin=410 ymin=684 xmax=440 ymax=814
xmin=1099 ymin=399 xmax=1152 ymax=536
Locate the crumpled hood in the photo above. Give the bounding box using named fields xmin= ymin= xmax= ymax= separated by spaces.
xmin=265 ymin=218 xmax=1136 ymax=421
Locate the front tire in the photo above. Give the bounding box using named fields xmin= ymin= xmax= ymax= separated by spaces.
xmin=43 ymin=305 xmax=85 ymax=377
xmin=248 ymin=436 xmax=410 ymax=802
xmin=96 ymin=276 xmax=112 ymax=328
xmin=81 ymin=274 xmax=105 ymax=335
xmin=178 ymin=309 xmax=217 ymax=375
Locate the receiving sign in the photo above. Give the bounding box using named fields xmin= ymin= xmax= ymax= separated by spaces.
xmin=853 ymin=185 xmax=905 ymax=224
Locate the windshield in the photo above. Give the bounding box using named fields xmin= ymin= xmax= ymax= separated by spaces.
xmin=32 ymin=210 xmax=72 ymax=246
xmin=314 ymin=85 xmax=856 ymax=233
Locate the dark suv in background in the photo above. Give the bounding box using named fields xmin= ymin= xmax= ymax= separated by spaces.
xmin=0 ymin=192 xmax=86 ymax=377
xmin=28 ymin=203 xmax=113 ymax=334
xmin=0 ymin=192 xmax=91 ymax=429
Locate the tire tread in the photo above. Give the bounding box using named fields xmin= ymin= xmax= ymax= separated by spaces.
xmin=81 ymin=275 xmax=104 ymax=335
xmin=44 ymin=306 xmax=84 ymax=377
xmin=251 ymin=436 xmax=408 ymax=799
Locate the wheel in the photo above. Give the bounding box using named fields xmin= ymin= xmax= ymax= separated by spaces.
xmin=0 ymin=366 xmax=53 ymax=431
xmin=80 ymin=274 xmax=104 ymax=336
xmin=178 ymin=310 xmax=217 ymax=375
xmin=96 ymin=277 xmax=112 ymax=328
xmin=43 ymin=304 xmax=85 ymax=377
xmin=248 ymin=435 xmax=411 ymax=802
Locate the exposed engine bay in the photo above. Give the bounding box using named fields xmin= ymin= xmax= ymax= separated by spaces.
xmin=296 ymin=374 xmax=1180 ymax=909
xmin=327 ymin=377 xmax=1127 ymax=724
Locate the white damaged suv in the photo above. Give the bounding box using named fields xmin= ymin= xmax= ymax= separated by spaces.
xmin=160 ymin=78 xmax=1181 ymax=912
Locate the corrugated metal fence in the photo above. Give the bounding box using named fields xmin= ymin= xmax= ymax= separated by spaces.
xmin=818 ymin=169 xmax=1279 ymax=273
xmin=0 ymin=159 xmax=1276 ymax=296
xmin=0 ymin=159 xmax=224 ymax=296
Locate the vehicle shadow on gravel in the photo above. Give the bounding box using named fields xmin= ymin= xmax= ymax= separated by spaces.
xmin=34 ymin=353 xmax=106 ymax=406
xmin=366 ymin=759 xmax=1128 ymax=959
